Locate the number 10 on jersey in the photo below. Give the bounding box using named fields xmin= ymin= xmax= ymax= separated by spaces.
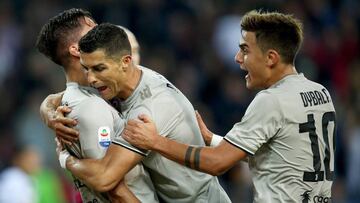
xmin=299 ymin=111 xmax=336 ymax=182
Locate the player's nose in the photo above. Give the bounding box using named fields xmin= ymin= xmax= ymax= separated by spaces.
xmin=235 ymin=50 xmax=243 ymax=65
xmin=87 ymin=71 xmax=97 ymax=85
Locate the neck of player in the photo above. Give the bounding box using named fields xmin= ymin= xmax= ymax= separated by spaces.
xmin=64 ymin=63 xmax=89 ymax=87
xmin=267 ymin=64 xmax=298 ymax=88
xmin=117 ymin=64 xmax=142 ymax=100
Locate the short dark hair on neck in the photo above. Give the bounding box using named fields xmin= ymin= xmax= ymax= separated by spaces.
xmin=36 ymin=8 xmax=95 ymax=66
xmin=79 ymin=23 xmax=131 ymax=60
xmin=241 ymin=10 xmax=303 ymax=64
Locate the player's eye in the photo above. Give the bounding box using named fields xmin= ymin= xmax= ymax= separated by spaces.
xmin=94 ymin=66 xmax=105 ymax=72
xmin=241 ymin=47 xmax=248 ymax=54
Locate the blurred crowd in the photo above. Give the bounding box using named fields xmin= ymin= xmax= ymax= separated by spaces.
xmin=0 ymin=0 xmax=359 ymax=202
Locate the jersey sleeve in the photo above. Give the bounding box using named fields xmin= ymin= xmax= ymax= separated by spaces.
xmin=112 ymin=96 xmax=183 ymax=156
xmin=74 ymin=99 xmax=117 ymax=159
xmin=224 ymin=91 xmax=284 ymax=155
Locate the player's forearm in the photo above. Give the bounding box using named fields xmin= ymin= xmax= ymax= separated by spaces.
xmin=66 ymin=156 xmax=119 ymax=192
xmin=153 ymin=136 xmax=229 ymax=176
xmin=39 ymin=92 xmax=63 ymax=127
xmin=109 ymin=181 xmax=140 ymax=203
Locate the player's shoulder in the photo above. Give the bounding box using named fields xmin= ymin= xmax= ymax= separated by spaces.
xmin=65 ymin=95 xmax=115 ymax=124
xmin=252 ymin=90 xmax=280 ymax=110
xmin=265 ymin=73 xmax=328 ymax=97
xmin=132 ymin=68 xmax=184 ymax=118
xmin=302 ymin=76 xmax=327 ymax=90
xmin=63 ymin=84 xmax=109 ymax=108
xmin=140 ymin=66 xmax=170 ymax=89
xmin=74 ymin=97 xmax=118 ymax=127
xmin=137 ymin=66 xmax=178 ymax=102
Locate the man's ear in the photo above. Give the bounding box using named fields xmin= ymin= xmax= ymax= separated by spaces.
xmin=266 ymin=49 xmax=279 ymax=68
xmin=69 ymin=44 xmax=80 ymax=57
xmin=121 ymin=55 xmax=132 ymax=71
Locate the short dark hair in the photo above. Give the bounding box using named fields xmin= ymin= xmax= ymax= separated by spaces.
xmin=35 ymin=8 xmax=96 ymax=66
xmin=241 ymin=10 xmax=303 ymax=64
xmin=79 ymin=23 xmax=131 ymax=60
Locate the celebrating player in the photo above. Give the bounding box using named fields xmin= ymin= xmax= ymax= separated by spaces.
xmin=122 ymin=10 xmax=337 ymax=203
xmin=41 ymin=23 xmax=231 ymax=202
xmin=36 ymin=8 xmax=158 ymax=202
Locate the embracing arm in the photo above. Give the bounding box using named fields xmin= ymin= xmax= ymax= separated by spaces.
xmin=109 ymin=180 xmax=140 ymax=203
xmin=39 ymin=92 xmax=79 ymax=144
xmin=123 ymin=115 xmax=247 ymax=176
xmin=39 ymin=92 xmax=64 ymax=126
xmin=152 ymin=137 xmax=246 ymax=176
xmin=65 ymin=144 xmax=143 ymax=192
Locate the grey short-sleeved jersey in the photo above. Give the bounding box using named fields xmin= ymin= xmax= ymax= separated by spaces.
xmin=112 ymin=67 xmax=230 ymax=203
xmin=224 ymin=74 xmax=336 ymax=203
xmin=62 ymin=83 xmax=158 ymax=203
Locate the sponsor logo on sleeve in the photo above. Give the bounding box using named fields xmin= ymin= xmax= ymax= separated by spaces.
xmin=98 ymin=126 xmax=111 ymax=147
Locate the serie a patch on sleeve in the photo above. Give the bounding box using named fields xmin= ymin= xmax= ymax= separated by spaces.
xmin=98 ymin=126 xmax=111 ymax=147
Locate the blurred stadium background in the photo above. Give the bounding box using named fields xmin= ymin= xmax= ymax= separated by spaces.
xmin=0 ymin=0 xmax=359 ymax=202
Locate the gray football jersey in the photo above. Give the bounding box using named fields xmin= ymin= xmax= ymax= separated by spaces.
xmin=224 ymin=74 xmax=336 ymax=203
xmin=62 ymin=82 xmax=158 ymax=203
xmin=112 ymin=67 xmax=230 ymax=203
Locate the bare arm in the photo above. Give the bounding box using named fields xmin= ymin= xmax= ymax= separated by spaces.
xmin=109 ymin=180 xmax=140 ymax=203
xmin=154 ymin=137 xmax=246 ymax=176
xmin=56 ymin=139 xmax=140 ymax=201
xmin=123 ymin=114 xmax=247 ymax=176
xmin=39 ymin=92 xmax=64 ymax=126
xmin=64 ymin=144 xmax=143 ymax=192
xmin=40 ymin=92 xmax=79 ymax=144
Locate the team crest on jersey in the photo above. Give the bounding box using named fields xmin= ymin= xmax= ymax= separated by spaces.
xmin=98 ymin=126 xmax=111 ymax=147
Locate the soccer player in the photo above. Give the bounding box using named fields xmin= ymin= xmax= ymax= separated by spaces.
xmin=50 ymin=23 xmax=231 ymax=203
xmin=122 ymin=10 xmax=337 ymax=202
xmin=36 ymin=8 xmax=158 ymax=203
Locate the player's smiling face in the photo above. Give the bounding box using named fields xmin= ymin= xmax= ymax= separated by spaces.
xmin=80 ymin=49 xmax=128 ymax=100
xmin=235 ymin=31 xmax=271 ymax=90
